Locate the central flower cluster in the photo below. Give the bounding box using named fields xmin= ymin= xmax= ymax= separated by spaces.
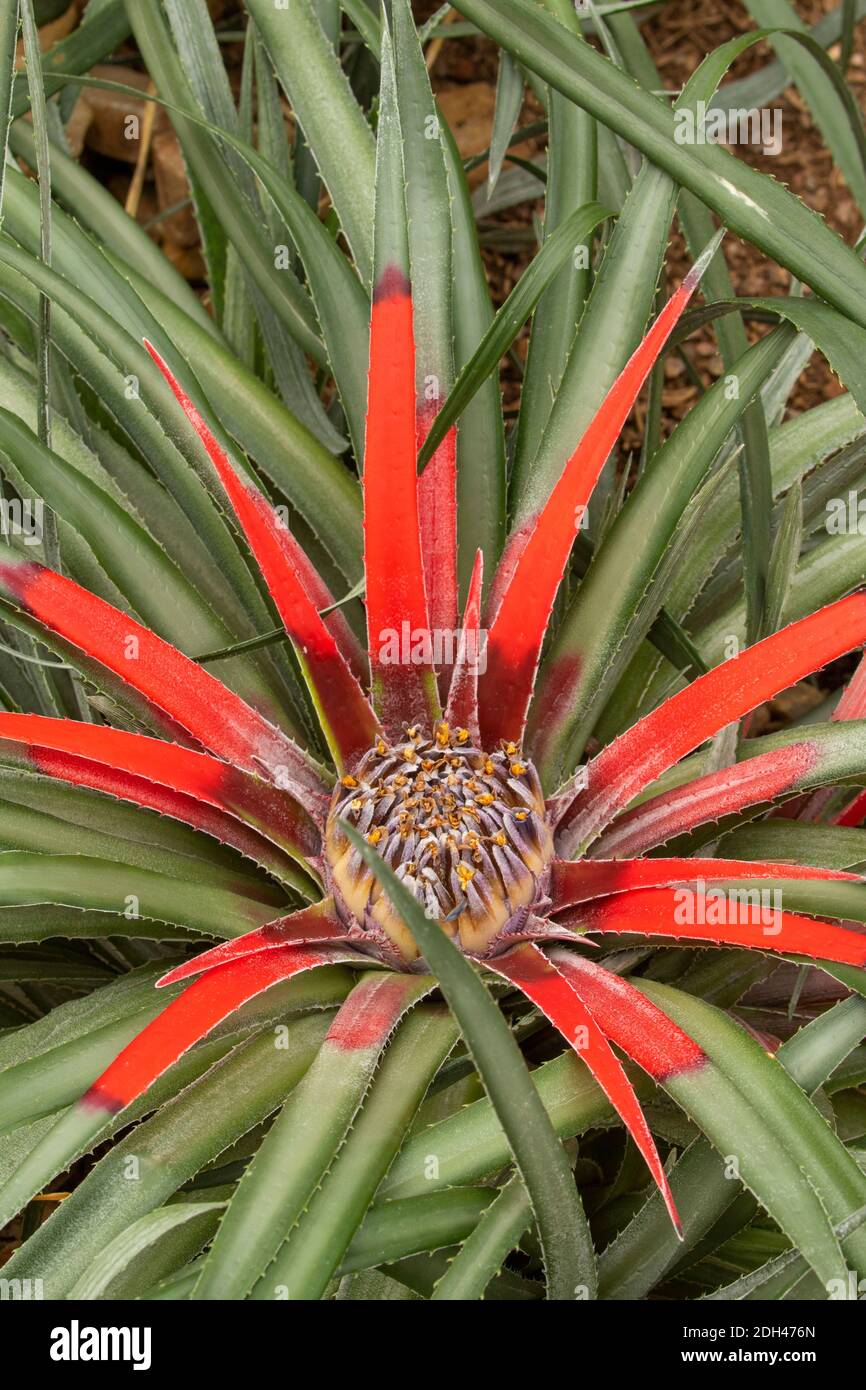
xmin=325 ymin=722 xmax=554 ymax=963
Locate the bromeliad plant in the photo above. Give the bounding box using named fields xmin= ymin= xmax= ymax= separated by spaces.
xmin=3 ymin=0 xmax=866 ymax=1301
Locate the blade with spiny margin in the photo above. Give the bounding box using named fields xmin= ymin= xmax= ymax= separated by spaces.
xmin=549 ymin=856 xmax=859 ymax=911
xmin=157 ymin=897 xmax=351 ymax=987
xmin=558 ymin=886 xmax=866 ymax=968
xmin=83 ymin=943 xmax=363 ymax=1117
xmin=391 ymin=0 xmax=459 ymax=660
xmin=588 ymin=742 xmax=826 ymax=859
xmin=0 ymin=712 xmax=321 ymax=872
xmin=547 ymin=947 xmax=706 ymax=1084
xmin=0 ymin=943 xmax=366 ymax=1225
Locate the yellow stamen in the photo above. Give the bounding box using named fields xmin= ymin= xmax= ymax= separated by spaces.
xmin=456 ymin=862 xmax=475 ymax=889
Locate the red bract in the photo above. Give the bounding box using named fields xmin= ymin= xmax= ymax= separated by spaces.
xmin=5 ymin=245 xmax=866 ymax=1235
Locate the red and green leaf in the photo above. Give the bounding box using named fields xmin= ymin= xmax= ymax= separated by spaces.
xmin=82 ymin=942 xmax=363 ymax=1118
xmin=156 ymin=896 xmax=350 ymax=987
xmin=547 ymin=948 xmax=706 ymax=1083
xmin=589 ymin=719 xmax=866 ymax=858
xmin=488 ymin=942 xmax=681 ymax=1231
xmin=549 ymin=855 xmax=857 ymax=911
xmin=559 ymin=594 xmax=866 ymax=854
xmin=0 ymin=712 xmax=321 ymax=876
xmin=192 ymin=967 xmax=432 ymax=1299
xmin=477 ymin=233 xmax=723 ymax=747
xmin=0 ymin=550 xmax=329 ymax=804
xmin=590 ymin=743 xmax=824 ymax=858
xmin=146 ymin=341 xmax=378 ymax=772
xmin=557 ymin=886 xmax=866 ymax=968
